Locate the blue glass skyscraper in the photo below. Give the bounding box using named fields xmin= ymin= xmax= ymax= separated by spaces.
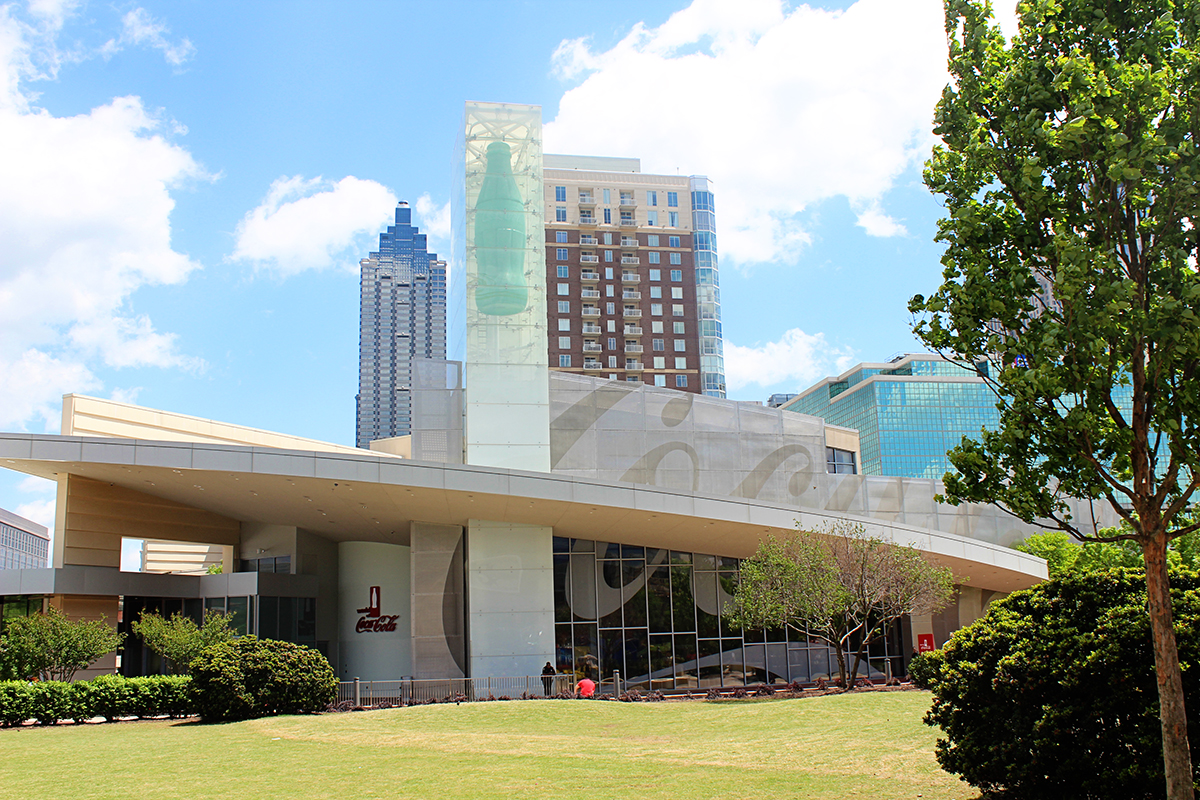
xmin=356 ymin=203 xmax=447 ymax=448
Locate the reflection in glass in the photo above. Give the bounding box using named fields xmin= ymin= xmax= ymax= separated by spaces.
xmin=671 ymin=566 xmax=695 ymax=632
xmin=624 ymin=629 xmax=649 ymax=688
xmin=698 ymin=639 xmax=722 ymax=687
xmin=647 ymin=565 xmax=672 ymax=632
xmin=226 ymin=596 xmax=249 ymax=637
xmin=624 ymin=586 xmax=647 ymax=628
xmin=600 ymin=628 xmax=624 ymax=688
xmin=575 ymin=623 xmax=598 ymax=681
xmin=694 ymin=570 xmax=719 ymax=638
xmin=721 ymin=639 xmax=745 ymax=685
xmin=743 ymin=644 xmax=767 ymax=684
xmin=670 ymin=551 xmax=692 ymax=565
xmin=554 ymin=553 xmax=570 ymax=623
xmin=649 ymin=634 xmax=674 ymax=690
xmin=555 ymin=624 xmax=573 ymax=673
xmin=674 ymin=634 xmax=698 ymax=689
xmin=571 ymin=553 xmax=597 ymax=621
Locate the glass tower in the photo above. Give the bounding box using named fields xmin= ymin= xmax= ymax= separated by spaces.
xmin=355 ymin=203 xmax=447 ymax=448
xmin=690 ymin=177 xmax=726 ymax=397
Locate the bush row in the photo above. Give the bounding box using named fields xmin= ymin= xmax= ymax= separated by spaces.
xmin=0 ymin=675 xmax=193 ymax=726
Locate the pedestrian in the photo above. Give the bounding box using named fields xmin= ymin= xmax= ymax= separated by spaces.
xmin=541 ymin=661 xmax=555 ymax=695
xmin=574 ymin=675 xmax=596 ymax=699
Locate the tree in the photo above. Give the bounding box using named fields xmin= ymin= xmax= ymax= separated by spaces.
xmin=190 ymin=636 xmax=336 ymax=722
xmin=725 ymin=523 xmax=954 ymax=686
xmin=132 ymin=609 xmax=236 ymax=674
xmin=908 ymin=2 xmax=1200 ymax=795
xmin=2 ymin=606 xmax=123 ymax=681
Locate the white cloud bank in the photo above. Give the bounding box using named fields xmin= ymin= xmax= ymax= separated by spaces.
xmin=231 ymin=176 xmax=397 ymax=276
xmin=102 ymin=7 xmax=195 ymax=67
xmin=0 ymin=2 xmax=206 ymax=431
xmin=725 ymin=328 xmax=856 ymax=392
xmin=545 ymin=0 xmax=996 ymax=267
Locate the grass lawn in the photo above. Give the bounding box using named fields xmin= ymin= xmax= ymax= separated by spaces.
xmin=0 ymin=690 xmax=970 ymax=799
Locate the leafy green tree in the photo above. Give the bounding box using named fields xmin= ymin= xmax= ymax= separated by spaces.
xmin=909 ymin=1 xmax=1200 ymax=794
xmin=2 ymin=606 xmax=123 ymax=681
xmin=132 ymin=610 xmax=235 ymax=674
xmin=726 ymin=523 xmax=954 ymax=686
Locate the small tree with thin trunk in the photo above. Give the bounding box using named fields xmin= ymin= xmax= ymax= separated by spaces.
xmin=132 ymin=609 xmax=236 ymax=674
xmin=2 ymin=606 xmax=123 ymax=682
xmin=909 ymin=2 xmax=1200 ymax=796
xmin=725 ymin=522 xmax=954 ymax=686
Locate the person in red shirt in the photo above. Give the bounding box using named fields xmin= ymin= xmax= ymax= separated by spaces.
xmin=574 ymin=677 xmax=596 ymax=698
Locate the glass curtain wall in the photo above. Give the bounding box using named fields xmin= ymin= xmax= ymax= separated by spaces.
xmin=553 ymin=537 xmax=904 ymax=691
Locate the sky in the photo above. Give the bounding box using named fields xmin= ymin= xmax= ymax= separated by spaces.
xmin=0 ymin=0 xmax=1018 ymax=543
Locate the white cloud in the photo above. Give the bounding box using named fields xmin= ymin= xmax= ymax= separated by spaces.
xmin=101 ymin=7 xmax=195 ymax=67
xmin=231 ymin=175 xmax=397 ymax=277
xmin=855 ymin=201 xmax=908 ymax=238
xmin=15 ymin=496 xmax=55 ymax=532
xmin=724 ymin=328 xmax=855 ymax=392
xmin=546 ymin=0 xmax=1021 ymax=267
xmin=414 ymin=193 xmax=451 ymax=254
xmin=0 ymin=3 xmax=205 ymax=431
xmin=108 ymin=386 xmax=142 ymax=405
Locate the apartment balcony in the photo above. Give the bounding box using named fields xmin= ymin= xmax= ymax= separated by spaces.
xmin=623 ymin=326 xmax=643 ymax=336
xmin=582 ymin=307 xmax=601 ymax=317
xmin=625 ymin=361 xmax=645 ymax=371
xmin=580 ymin=254 xmax=600 ymax=264
xmin=580 ymin=288 xmax=600 ymax=299
xmin=621 ymin=256 xmax=640 ymax=265
xmin=580 ymin=236 xmax=599 ymax=246
xmin=578 ymin=216 xmax=598 ymax=226
xmin=578 ymin=194 xmax=596 ymax=205
xmin=580 ymin=271 xmax=600 ymax=282
xmin=624 ymin=343 xmax=643 ymax=354
xmin=582 ymin=323 xmax=603 ymax=334
xmin=620 ymin=237 xmax=638 ymax=248
xmin=619 ymin=217 xmax=637 ymax=227
xmin=619 ymin=196 xmax=636 ymax=208
xmin=621 ymin=273 xmax=640 ymax=283
xmin=623 ymin=289 xmax=642 ymax=300
xmin=623 ymin=308 xmax=642 ymax=318
xmin=583 ymin=361 xmax=603 ymax=371
xmin=583 ymin=342 xmax=603 ymax=353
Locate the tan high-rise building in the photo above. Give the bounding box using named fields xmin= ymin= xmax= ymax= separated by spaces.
xmin=542 ymin=155 xmax=726 ymax=396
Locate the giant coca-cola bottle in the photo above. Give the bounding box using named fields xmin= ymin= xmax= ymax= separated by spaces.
xmin=474 ymin=141 xmax=528 ymax=316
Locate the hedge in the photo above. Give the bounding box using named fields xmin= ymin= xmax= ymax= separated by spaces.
xmin=0 ymin=675 xmax=194 ymax=726
xmin=190 ymin=636 xmax=335 ymax=722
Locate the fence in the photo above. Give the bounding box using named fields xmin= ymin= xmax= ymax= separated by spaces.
xmin=337 ymin=675 xmax=576 ymax=706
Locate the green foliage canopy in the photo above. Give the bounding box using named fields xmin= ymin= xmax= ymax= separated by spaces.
xmin=190 ymin=636 xmax=335 ymax=722
xmin=132 ymin=609 xmax=235 ymax=674
xmin=0 ymin=606 xmax=123 ymax=682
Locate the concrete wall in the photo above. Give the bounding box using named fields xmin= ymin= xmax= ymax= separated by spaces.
xmin=337 ymin=542 xmax=411 ymax=681
xmin=410 ymin=522 xmax=466 ymax=678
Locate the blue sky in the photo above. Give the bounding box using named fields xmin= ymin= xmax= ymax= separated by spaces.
xmin=0 ymin=0 xmax=1016 ymax=536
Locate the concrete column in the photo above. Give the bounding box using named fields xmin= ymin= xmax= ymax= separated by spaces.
xmin=410 ymin=522 xmax=466 ymax=679
xmin=957 ymin=585 xmax=985 ymax=628
xmin=465 ymin=520 xmax=554 ymax=677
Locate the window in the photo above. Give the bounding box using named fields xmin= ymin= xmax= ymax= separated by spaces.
xmin=652 ymin=339 xmax=665 ymax=351
xmin=647 ymin=234 xmax=660 ymax=246
xmin=653 ymin=357 xmax=666 ymax=369
xmin=671 ymin=287 xmax=683 ymax=299
xmin=647 ymin=210 xmax=658 ymax=226
xmin=556 ymin=207 xmax=567 ymax=222
xmin=604 ymin=208 xmax=612 ymax=224
xmin=669 ymin=254 xmax=682 ymax=266
xmin=652 ymin=321 xmax=664 ymax=333
xmin=557 ymin=283 xmax=569 ymax=296
xmin=558 ymin=319 xmax=571 ymax=331
xmin=606 ymin=284 xmax=614 ymax=297
xmin=827 ymin=447 xmax=857 ymax=475
xmin=672 ymin=304 xmax=684 ymax=317
xmin=603 ymin=188 xmax=611 ymax=204
xmin=673 ymin=339 xmax=686 ymax=351
xmin=555 ymin=186 xmax=566 ymax=202
xmin=605 ymin=251 xmax=613 ymax=262
xmin=647 ymin=190 xmax=658 ymax=206
xmin=667 ymin=192 xmax=678 ymax=207
xmin=604 ymin=232 xmax=613 ymax=245
xmin=558 ymin=337 xmax=571 ymax=349
xmin=649 ymin=268 xmax=661 ymax=281
xmin=669 ymin=235 xmax=680 ymax=247
xmin=606 ymin=302 xmax=615 ymax=314
xmin=556 ymin=231 xmax=568 ymax=243
xmin=605 ymin=267 xmax=614 ymax=279
xmin=607 ymin=320 xmax=616 ymax=332
xmin=676 ymin=375 xmax=688 ymax=388
xmin=558 ymin=301 xmax=570 ymax=313
xmin=608 ymin=337 xmax=616 ymax=349
xmin=627 ymin=376 xmax=640 ymax=383
xmin=559 ymin=354 xmax=571 ymax=367
xmin=675 ymin=357 xmax=687 ymax=369
xmin=651 ymin=303 xmax=663 ymax=316
xmin=654 ymin=375 xmax=667 ymax=387
xmin=608 ymin=355 xmax=618 ymax=368
xmin=647 ymin=252 xmax=660 ymax=264
xmin=650 ymin=286 xmax=662 ymax=299
xmin=557 ymin=248 xmax=568 ymax=261
xmin=668 ymin=211 xmax=679 ymax=227
xmin=557 ymin=265 xmax=569 ymax=278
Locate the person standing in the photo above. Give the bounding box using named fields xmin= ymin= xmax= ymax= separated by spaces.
xmin=541 ymin=662 xmax=556 ymax=696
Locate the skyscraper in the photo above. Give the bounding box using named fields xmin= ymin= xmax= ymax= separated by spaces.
xmin=542 ymin=156 xmax=727 ymax=397
xmin=356 ymin=203 xmax=447 ymax=448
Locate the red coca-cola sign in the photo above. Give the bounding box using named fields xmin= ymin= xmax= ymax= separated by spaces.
xmin=354 ymin=585 xmax=399 ymax=634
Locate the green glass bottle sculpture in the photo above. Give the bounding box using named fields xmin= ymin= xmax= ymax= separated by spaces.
xmin=474 ymin=141 xmax=528 ymax=316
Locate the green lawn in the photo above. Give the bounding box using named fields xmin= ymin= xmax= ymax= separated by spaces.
xmin=0 ymin=690 xmax=970 ymax=799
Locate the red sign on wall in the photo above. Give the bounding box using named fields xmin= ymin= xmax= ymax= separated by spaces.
xmin=917 ymin=633 xmax=936 ymax=653
xmin=355 ymin=585 xmax=399 ymax=633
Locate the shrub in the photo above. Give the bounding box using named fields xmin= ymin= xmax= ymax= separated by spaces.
xmin=190 ymin=636 xmax=335 ymax=722
xmin=28 ymin=682 xmax=71 ymax=725
xmin=0 ymin=682 xmax=33 ymax=727
xmin=89 ymin=674 xmax=133 ymax=722
xmin=919 ymin=568 xmax=1200 ymax=799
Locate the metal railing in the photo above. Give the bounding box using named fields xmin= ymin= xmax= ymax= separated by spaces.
xmin=338 ymin=675 xmax=576 ymax=705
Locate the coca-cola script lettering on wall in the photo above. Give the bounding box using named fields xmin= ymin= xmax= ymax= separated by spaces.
xmin=354 ymin=585 xmax=400 ymax=634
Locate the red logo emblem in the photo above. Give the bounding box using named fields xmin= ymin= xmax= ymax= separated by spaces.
xmin=917 ymin=633 xmax=936 ymax=653
xmin=355 ymin=585 xmax=399 ymax=633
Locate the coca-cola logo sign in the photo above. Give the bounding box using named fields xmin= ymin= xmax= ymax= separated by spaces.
xmin=354 ymin=585 xmax=399 ymax=634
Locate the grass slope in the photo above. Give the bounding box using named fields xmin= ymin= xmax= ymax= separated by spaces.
xmin=0 ymin=691 xmax=968 ymax=799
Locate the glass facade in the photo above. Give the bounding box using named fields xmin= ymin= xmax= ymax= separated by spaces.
xmin=689 ymin=176 xmax=726 ymax=398
xmin=0 ymin=520 xmax=49 ymax=570
xmin=0 ymin=595 xmax=41 ymax=633
xmin=552 ymin=536 xmax=903 ymax=691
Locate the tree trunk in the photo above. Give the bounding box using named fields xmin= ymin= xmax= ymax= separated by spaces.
xmin=1142 ymin=531 xmax=1195 ymax=800
xmin=833 ymin=640 xmax=848 ymax=687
